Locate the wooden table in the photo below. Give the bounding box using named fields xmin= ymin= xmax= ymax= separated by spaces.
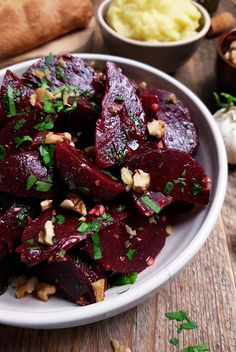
xmin=0 ymin=1 xmax=236 ymax=351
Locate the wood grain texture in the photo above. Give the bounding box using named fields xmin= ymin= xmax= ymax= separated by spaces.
xmin=0 ymin=1 xmax=236 ymax=351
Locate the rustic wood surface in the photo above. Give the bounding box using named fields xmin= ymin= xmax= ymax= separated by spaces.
xmin=0 ymin=1 xmax=236 ymax=351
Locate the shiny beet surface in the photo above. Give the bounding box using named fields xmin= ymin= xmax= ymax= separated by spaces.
xmin=0 ymin=55 xmax=211 ymax=305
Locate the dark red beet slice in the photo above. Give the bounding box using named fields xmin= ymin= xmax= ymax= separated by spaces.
xmin=17 ymin=205 xmax=129 ymax=267
xmin=31 ymin=257 xmax=105 ymax=305
xmin=0 ymin=203 xmax=31 ymax=255
xmin=23 ymin=54 xmax=95 ymax=93
xmin=0 ymin=70 xmax=33 ymax=129
xmin=17 ymin=208 xmax=87 ymax=266
xmin=127 ymin=149 xmax=210 ymax=205
xmin=84 ymin=215 xmax=167 ymax=274
xmin=140 ymin=88 xmax=199 ymax=154
xmin=132 ymin=190 xmax=173 ymax=217
xmin=95 ymin=61 xmax=146 ymax=168
xmin=55 ymin=142 xmax=124 ymax=202
xmin=0 ymin=111 xmax=56 ymax=158
xmin=0 ymin=151 xmax=54 ymax=199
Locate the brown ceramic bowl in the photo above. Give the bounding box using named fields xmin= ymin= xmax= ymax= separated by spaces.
xmin=216 ymin=28 xmax=236 ymax=95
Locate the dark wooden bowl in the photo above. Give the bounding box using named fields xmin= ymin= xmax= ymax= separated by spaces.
xmin=216 ymin=28 xmax=236 ymax=95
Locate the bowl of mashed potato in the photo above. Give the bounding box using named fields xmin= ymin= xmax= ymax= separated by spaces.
xmin=97 ymin=0 xmax=211 ymax=73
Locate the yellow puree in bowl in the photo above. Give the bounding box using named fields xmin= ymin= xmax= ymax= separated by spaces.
xmin=106 ymin=0 xmax=201 ymax=42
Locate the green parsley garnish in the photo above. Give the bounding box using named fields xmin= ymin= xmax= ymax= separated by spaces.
xmin=80 ymin=90 xmax=93 ymax=99
xmin=129 ymin=113 xmax=141 ymax=126
xmin=77 ymin=221 xmax=101 ymax=234
xmin=0 ymin=145 xmax=6 ymax=161
xmin=192 ymin=179 xmax=202 ymax=196
xmin=55 ymin=66 xmax=66 ymax=82
xmin=91 ymin=232 xmax=102 ymax=260
xmin=164 ymin=181 xmax=174 ymax=195
xmin=7 ymin=86 xmax=16 ymax=117
xmin=170 ymin=337 xmax=179 ymax=346
xmin=35 ymin=181 xmax=53 ymax=192
xmin=14 ymin=135 xmax=33 ymax=148
xmin=16 ymin=208 xmax=28 ymax=227
xmin=109 ymin=273 xmax=138 ymax=287
xmin=77 ymin=186 xmax=90 ymax=195
xmin=140 ymin=195 xmax=161 ymax=214
xmin=26 ymin=175 xmax=37 ymax=190
xmin=117 ymin=204 xmax=126 ymax=212
xmin=43 ymin=95 xmax=56 ymax=114
xmin=45 ymin=52 xmax=53 ymax=66
xmin=13 ymin=118 xmax=26 ymax=131
xmin=102 ymin=170 xmax=118 ymax=180
xmin=177 ymin=321 xmax=198 ymax=333
xmin=34 ymin=117 xmax=54 ymax=131
xmin=126 ymin=248 xmax=136 ymax=261
xmin=115 ymin=95 xmax=124 ymax=101
xmin=39 ymin=144 xmax=55 ymax=166
xmin=56 ymin=214 xmax=65 ymax=225
xmin=98 ymin=213 xmax=113 ymax=222
xmin=165 ymin=310 xmax=190 ymax=321
xmin=181 ymin=344 xmax=209 ymax=352
xmin=25 ymin=239 xmax=34 ymax=245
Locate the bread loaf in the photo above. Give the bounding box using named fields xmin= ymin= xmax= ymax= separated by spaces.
xmin=0 ymin=0 xmax=94 ymax=58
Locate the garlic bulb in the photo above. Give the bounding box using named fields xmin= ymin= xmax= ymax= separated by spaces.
xmin=213 ymin=107 xmax=236 ymax=164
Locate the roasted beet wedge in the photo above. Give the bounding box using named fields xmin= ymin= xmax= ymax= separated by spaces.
xmin=140 ymin=88 xmax=199 ymax=154
xmin=55 ymin=142 xmax=124 ymax=201
xmin=132 ymin=190 xmax=173 ymax=217
xmin=32 ymin=257 xmax=106 ymax=305
xmin=0 ymin=151 xmax=54 ymax=199
xmin=0 ymin=203 xmax=31 ymax=255
xmin=127 ymin=149 xmax=210 ymax=205
xmin=84 ymin=214 xmax=167 ymax=274
xmin=17 ymin=206 xmax=129 ymax=266
xmin=17 ymin=208 xmax=86 ymax=266
xmin=23 ymin=54 xmax=95 ymax=93
xmin=0 ymin=70 xmax=33 ymax=129
xmin=95 ymin=61 xmax=146 ymax=168
xmin=0 ymin=111 xmax=56 ymax=158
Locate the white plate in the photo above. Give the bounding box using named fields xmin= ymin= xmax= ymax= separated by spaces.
xmin=0 ymin=54 xmax=228 ymax=329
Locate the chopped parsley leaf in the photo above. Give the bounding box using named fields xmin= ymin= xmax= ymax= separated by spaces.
xmin=0 ymin=145 xmax=6 ymax=161
xmin=170 ymin=337 xmax=179 ymax=346
xmin=14 ymin=135 xmax=33 ymax=148
xmin=26 ymin=175 xmax=37 ymax=191
xmin=164 ymin=181 xmax=174 ymax=195
xmin=55 ymin=66 xmax=66 ymax=82
xmin=45 ymin=52 xmax=53 ymax=66
xmin=165 ymin=310 xmax=189 ymax=321
xmin=129 ymin=113 xmax=141 ymax=126
xmin=39 ymin=144 xmax=55 ymax=166
xmin=25 ymin=239 xmax=34 ymax=245
xmin=34 ymin=117 xmax=54 ymax=131
xmin=126 ymin=248 xmax=136 ymax=261
xmin=91 ymin=232 xmax=102 ymax=260
xmin=181 ymin=344 xmax=209 ymax=352
xmin=77 ymin=221 xmax=101 ymax=235
xmin=140 ymin=195 xmax=161 ymax=214
xmin=117 ymin=204 xmax=126 ymax=212
xmin=16 ymin=209 xmax=28 ymax=227
xmin=7 ymin=86 xmax=16 ymax=117
xmin=192 ymin=179 xmax=202 ymax=196
xmin=102 ymin=170 xmax=118 ymax=180
xmin=77 ymin=186 xmax=90 ymax=195
xmin=97 ymin=213 xmax=113 ymax=222
xmin=13 ymin=118 xmax=26 ymax=131
xmin=56 ymin=214 xmax=65 ymax=225
xmin=35 ymin=181 xmax=53 ymax=192
xmin=109 ymin=273 xmax=137 ymax=287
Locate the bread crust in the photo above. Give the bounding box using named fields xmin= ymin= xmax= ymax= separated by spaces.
xmin=0 ymin=0 xmax=94 ymax=58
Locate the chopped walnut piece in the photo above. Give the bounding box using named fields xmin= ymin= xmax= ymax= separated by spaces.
xmin=91 ymin=279 xmax=106 ymax=302
xmin=44 ymin=132 xmax=64 ymax=144
xmin=167 ymin=93 xmax=177 ymax=103
xmin=38 ymin=220 xmax=55 ymax=246
xmin=147 ymin=119 xmax=166 ymax=138
xmin=166 ymin=224 xmax=173 ymax=236
xmin=132 ymin=169 xmax=150 ymax=193
xmin=13 ymin=276 xmax=38 ymax=299
xmin=60 ymin=193 xmax=87 ymax=216
xmin=125 ymin=225 xmax=137 ymax=239
xmin=40 ymin=199 xmax=53 ymax=212
xmin=36 ymin=282 xmax=56 ymax=302
xmin=139 ymin=81 xmax=147 ymax=90
xmin=121 ymin=167 xmax=133 ymax=191
xmin=111 ymin=339 xmax=131 ymax=352
xmin=32 ymin=70 xmax=45 ymax=79
xmin=58 ymin=58 xmax=67 ymax=69
xmin=29 ymin=93 xmax=37 ymax=106
xmin=36 ymin=87 xmax=54 ymax=102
